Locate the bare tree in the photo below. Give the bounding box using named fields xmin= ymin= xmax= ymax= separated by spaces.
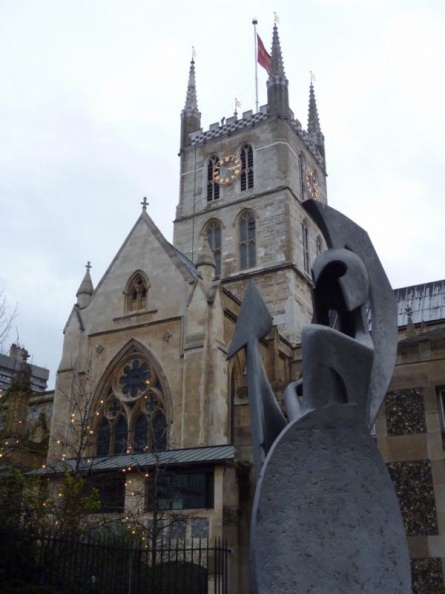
xmin=46 ymin=354 xmax=188 ymax=539
xmin=0 ymin=290 xmax=18 ymax=354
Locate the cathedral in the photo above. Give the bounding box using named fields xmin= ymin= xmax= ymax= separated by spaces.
xmin=8 ymin=23 xmax=445 ymax=593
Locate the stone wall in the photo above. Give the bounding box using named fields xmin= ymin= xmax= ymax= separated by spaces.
xmin=377 ymin=329 xmax=445 ymax=592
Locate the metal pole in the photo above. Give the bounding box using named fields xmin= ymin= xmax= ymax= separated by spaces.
xmin=252 ymin=18 xmax=259 ymax=113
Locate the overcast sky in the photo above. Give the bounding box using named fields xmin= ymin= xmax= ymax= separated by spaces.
xmin=1 ymin=0 xmax=444 ymax=388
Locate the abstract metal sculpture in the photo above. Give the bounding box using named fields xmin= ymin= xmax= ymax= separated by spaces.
xmin=227 ymin=201 xmax=411 ymax=594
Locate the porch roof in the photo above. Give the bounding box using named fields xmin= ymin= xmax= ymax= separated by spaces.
xmin=34 ymin=444 xmax=236 ymax=476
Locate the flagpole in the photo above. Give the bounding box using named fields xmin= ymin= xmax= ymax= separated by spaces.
xmin=252 ymin=18 xmax=259 ymax=114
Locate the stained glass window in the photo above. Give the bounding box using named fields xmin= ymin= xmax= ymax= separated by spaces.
xmin=119 ymin=359 xmax=151 ymax=398
xmin=153 ymin=412 xmax=167 ymax=452
xmin=96 ymin=355 xmax=168 ymax=457
xmin=134 ymin=415 xmax=149 ymax=453
xmin=113 ymin=416 xmax=128 ymax=455
xmin=97 ymin=417 xmax=111 ymax=457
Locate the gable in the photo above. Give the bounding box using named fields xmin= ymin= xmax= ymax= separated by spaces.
xmin=79 ymin=213 xmax=197 ymax=336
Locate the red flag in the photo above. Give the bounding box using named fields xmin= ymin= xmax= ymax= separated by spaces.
xmin=257 ymin=34 xmax=271 ymax=75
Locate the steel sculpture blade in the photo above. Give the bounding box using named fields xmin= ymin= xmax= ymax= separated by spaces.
xmin=303 ymin=199 xmax=397 ymax=425
xmin=227 ymin=280 xmax=286 ymax=477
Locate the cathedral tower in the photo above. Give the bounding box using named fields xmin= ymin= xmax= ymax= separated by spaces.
xmin=174 ymin=23 xmax=327 ymax=344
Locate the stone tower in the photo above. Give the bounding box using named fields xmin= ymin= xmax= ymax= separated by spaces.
xmin=173 ymin=24 xmax=327 ymax=345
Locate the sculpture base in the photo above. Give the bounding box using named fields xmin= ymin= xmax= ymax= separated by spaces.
xmin=251 ymin=404 xmax=411 ymax=594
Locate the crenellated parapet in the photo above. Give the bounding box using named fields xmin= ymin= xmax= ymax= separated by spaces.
xmin=188 ymin=105 xmax=324 ymax=165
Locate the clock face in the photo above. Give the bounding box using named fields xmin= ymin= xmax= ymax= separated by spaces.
xmin=213 ymin=155 xmax=242 ymax=185
xmin=304 ymin=168 xmax=319 ymax=199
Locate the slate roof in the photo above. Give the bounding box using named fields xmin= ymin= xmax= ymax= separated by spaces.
xmin=395 ymin=280 xmax=445 ymax=326
xmin=34 ymin=445 xmax=235 ymax=476
xmin=170 ymin=245 xmax=198 ymax=279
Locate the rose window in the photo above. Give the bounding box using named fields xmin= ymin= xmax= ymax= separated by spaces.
xmin=119 ymin=359 xmax=151 ymax=398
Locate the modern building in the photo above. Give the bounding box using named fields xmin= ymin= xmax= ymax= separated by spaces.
xmin=0 ymin=344 xmax=49 ymax=395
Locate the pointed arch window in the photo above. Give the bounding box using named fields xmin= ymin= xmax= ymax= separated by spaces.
xmin=95 ymin=353 xmax=168 ymax=457
xmin=134 ymin=415 xmax=149 ymax=453
xmin=132 ymin=408 xmax=167 ymax=454
xmin=239 ymin=211 xmax=256 ymax=270
xmin=316 ymin=235 xmax=323 ymax=257
xmin=207 ymin=156 xmax=220 ymax=202
xmin=298 ymin=153 xmax=305 ymax=200
xmin=302 ymin=220 xmax=310 ymax=274
xmin=153 ymin=412 xmax=167 ymax=452
xmin=114 ymin=416 xmax=128 ymax=455
xmin=240 ymin=144 xmax=254 ymax=191
xmin=125 ymin=272 xmax=150 ymax=313
xmin=97 ymin=417 xmax=111 ymax=457
xmin=206 ymin=220 xmax=222 ymax=277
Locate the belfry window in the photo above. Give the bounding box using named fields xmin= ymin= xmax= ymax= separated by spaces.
xmin=206 ymin=220 xmax=222 ymax=277
xmin=240 ymin=144 xmax=254 ymax=191
xmin=125 ymin=272 xmax=150 ymax=313
xmin=95 ymin=354 xmax=168 ymax=457
xmin=207 ymin=156 xmax=220 ymax=202
xmin=298 ymin=153 xmax=305 ymax=200
xmin=239 ymin=211 xmax=256 ymax=270
xmin=302 ymin=220 xmax=310 ymax=274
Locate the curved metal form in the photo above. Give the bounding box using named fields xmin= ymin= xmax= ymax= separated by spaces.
xmin=303 ymin=199 xmax=397 ymax=425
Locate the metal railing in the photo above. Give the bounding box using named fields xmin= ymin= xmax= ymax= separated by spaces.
xmin=0 ymin=527 xmax=229 ymax=594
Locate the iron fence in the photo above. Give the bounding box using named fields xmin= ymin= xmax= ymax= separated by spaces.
xmin=0 ymin=527 xmax=229 ymax=594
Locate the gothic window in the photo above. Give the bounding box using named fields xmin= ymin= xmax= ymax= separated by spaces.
xmin=133 ymin=407 xmax=167 ymax=454
xmin=302 ymin=220 xmax=310 ymax=274
xmin=316 ymin=235 xmax=323 ymax=256
xmin=119 ymin=359 xmax=151 ymax=398
xmin=125 ymin=272 xmax=150 ymax=313
xmin=207 ymin=156 xmax=220 ymax=202
xmin=134 ymin=414 xmax=149 ymax=453
xmin=95 ymin=353 xmax=168 ymax=457
xmin=97 ymin=417 xmax=111 ymax=457
xmin=239 ymin=211 xmax=256 ymax=270
xmin=298 ymin=153 xmax=305 ymax=200
xmin=114 ymin=416 xmax=128 ymax=455
xmin=153 ymin=412 xmax=167 ymax=451
xmin=240 ymin=144 xmax=254 ymax=191
xmin=206 ymin=220 xmax=222 ymax=277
